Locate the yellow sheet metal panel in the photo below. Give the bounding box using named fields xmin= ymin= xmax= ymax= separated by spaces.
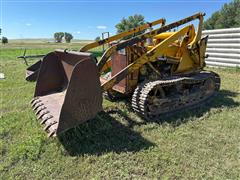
xmin=154 ymin=32 xmax=174 ymax=40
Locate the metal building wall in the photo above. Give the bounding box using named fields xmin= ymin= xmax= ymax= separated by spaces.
xmin=202 ymin=28 xmax=240 ymax=67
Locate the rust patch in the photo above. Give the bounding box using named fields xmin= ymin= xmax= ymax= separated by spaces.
xmin=32 ymin=50 xmax=102 ymax=137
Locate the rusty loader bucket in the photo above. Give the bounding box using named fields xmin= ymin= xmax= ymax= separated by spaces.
xmin=31 ymin=50 xmax=103 ymax=137
xmin=26 ymin=60 xmax=42 ymax=81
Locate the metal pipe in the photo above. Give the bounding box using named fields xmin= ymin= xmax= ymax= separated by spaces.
xmin=208 ymin=38 xmax=240 ymax=44
xmin=202 ymin=28 xmax=240 ymax=35
xmin=207 ymin=43 xmax=240 ymax=49
xmin=205 ymin=57 xmax=240 ymax=64
xmin=147 ymin=62 xmax=161 ymax=76
xmin=206 ymin=48 xmax=240 ymax=54
xmin=207 ymin=52 xmax=240 ymax=59
xmin=205 ymin=33 xmax=240 ymax=39
xmin=206 ymin=61 xmax=240 ymax=67
xmin=17 ymin=54 xmax=45 ymax=59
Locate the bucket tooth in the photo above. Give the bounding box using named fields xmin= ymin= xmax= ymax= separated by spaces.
xmin=35 ymin=106 xmax=46 ymax=115
xmin=40 ymin=115 xmax=53 ymax=125
xmin=32 ymin=100 xmax=41 ymax=108
xmin=48 ymin=131 xmax=56 ymax=138
xmin=33 ymin=103 xmax=44 ymax=111
xmin=31 ymin=97 xmax=39 ymax=104
xmin=31 ymin=98 xmax=40 ymax=105
xmin=44 ymin=121 xmax=57 ymax=131
xmin=37 ymin=110 xmax=50 ymax=120
xmin=47 ymin=124 xmax=58 ymax=137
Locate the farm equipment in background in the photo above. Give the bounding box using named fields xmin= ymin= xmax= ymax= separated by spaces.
xmin=101 ymin=31 xmax=110 ymax=51
xmin=30 ymin=12 xmax=220 ymax=137
xmin=17 ymin=49 xmax=45 ymax=81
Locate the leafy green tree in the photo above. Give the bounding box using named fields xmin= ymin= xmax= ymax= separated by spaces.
xmin=1 ymin=36 xmax=8 ymax=44
xmin=54 ymin=32 xmax=64 ymax=43
xmin=204 ymin=12 xmax=221 ymax=30
xmin=64 ymin=32 xmax=73 ymax=43
xmin=95 ymin=36 xmax=101 ymax=41
xmin=115 ymin=14 xmax=145 ymax=39
xmin=204 ymin=0 xmax=240 ymax=29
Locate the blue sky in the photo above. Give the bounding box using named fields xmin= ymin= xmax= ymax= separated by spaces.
xmin=1 ymin=0 xmax=231 ymax=40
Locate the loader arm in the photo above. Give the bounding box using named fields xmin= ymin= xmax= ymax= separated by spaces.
xmin=97 ymin=12 xmax=205 ymax=72
xmin=190 ymin=13 xmax=204 ymax=46
xmin=80 ymin=18 xmax=166 ymax=52
xmin=101 ymin=25 xmax=193 ymax=91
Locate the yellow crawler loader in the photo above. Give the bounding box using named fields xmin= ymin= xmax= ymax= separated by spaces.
xmin=30 ymin=12 xmax=220 ymax=137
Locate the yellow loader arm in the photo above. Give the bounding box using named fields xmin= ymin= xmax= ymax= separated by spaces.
xmin=80 ymin=18 xmax=166 ymax=52
xmin=101 ymin=12 xmax=206 ymax=91
xmin=101 ymin=25 xmax=194 ymax=91
xmin=97 ymin=12 xmax=205 ymax=72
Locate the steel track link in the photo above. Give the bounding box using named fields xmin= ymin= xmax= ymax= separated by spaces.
xmin=131 ymin=71 xmax=220 ymax=120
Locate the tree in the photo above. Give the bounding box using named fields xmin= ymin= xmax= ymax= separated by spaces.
xmin=54 ymin=32 xmax=64 ymax=43
xmin=115 ymin=14 xmax=145 ymax=39
xmin=204 ymin=0 xmax=240 ymax=29
xmin=95 ymin=36 xmax=101 ymax=41
xmin=2 ymin=37 xmax=8 ymax=44
xmin=65 ymin=32 xmax=73 ymax=43
xmin=204 ymin=12 xmax=221 ymax=30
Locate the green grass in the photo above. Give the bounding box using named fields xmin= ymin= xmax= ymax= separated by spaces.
xmin=0 ymin=41 xmax=240 ymax=179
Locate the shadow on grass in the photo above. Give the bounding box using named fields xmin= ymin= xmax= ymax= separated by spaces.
xmin=122 ymin=89 xmax=240 ymax=127
xmin=159 ymin=89 xmax=240 ymax=126
xmin=58 ymin=111 xmax=154 ymax=156
xmin=58 ymin=89 xmax=239 ymax=156
xmin=123 ymin=89 xmax=239 ymax=126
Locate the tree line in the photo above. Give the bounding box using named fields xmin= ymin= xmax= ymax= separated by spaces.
xmin=203 ymin=0 xmax=240 ymax=30
xmin=95 ymin=14 xmax=145 ymax=41
xmin=54 ymin=32 xmax=73 ymax=43
xmin=95 ymin=0 xmax=239 ymax=41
